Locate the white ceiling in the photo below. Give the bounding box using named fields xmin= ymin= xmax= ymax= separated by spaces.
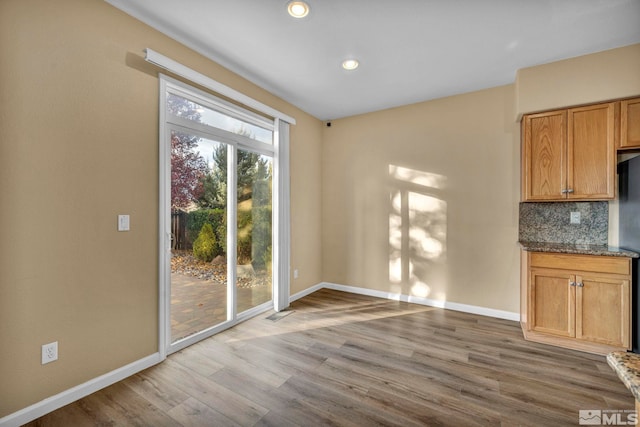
xmin=106 ymin=0 xmax=640 ymax=120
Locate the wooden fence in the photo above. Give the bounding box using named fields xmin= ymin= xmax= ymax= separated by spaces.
xmin=171 ymin=210 xmax=189 ymax=250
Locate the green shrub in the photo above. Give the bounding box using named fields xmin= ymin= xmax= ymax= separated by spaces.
xmin=208 ymin=209 xmax=226 ymax=256
xmin=237 ymin=231 xmax=252 ymax=265
xmin=186 ymin=210 xmax=209 ymax=246
xmin=187 ymin=209 xmax=226 ymax=255
xmin=216 ymin=221 xmax=227 ymax=255
xmin=193 ymin=223 xmax=216 ymax=262
xmin=251 ymin=206 xmax=272 ymax=272
xmin=261 ymin=245 xmax=272 ymax=275
xmin=237 ymin=209 xmax=252 ymax=229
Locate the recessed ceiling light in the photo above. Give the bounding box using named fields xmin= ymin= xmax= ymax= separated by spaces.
xmin=342 ymin=59 xmax=359 ymax=71
xmin=287 ymin=1 xmax=310 ymax=18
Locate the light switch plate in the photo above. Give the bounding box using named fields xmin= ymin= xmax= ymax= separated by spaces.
xmin=118 ymin=215 xmax=130 ymax=231
xmin=570 ymin=211 xmax=581 ymax=224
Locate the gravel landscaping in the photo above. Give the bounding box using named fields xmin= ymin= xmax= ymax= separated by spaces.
xmin=171 ymin=250 xmax=270 ymax=289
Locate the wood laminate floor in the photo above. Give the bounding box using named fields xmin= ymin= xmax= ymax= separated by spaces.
xmin=26 ymin=289 xmax=634 ymax=426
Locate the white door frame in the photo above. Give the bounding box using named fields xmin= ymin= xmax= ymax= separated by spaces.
xmin=157 ymin=74 xmax=291 ymax=359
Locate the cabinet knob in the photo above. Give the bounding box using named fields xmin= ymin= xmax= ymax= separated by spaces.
xmin=577 ymin=282 xmax=584 ymax=287
xmin=566 ymin=189 xmax=574 ymax=193
xmin=570 ymin=281 xmax=576 ymax=287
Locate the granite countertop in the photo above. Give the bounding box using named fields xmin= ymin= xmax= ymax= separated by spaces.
xmin=519 ymin=241 xmax=639 ymax=258
xmin=608 ymin=351 xmax=640 ymax=401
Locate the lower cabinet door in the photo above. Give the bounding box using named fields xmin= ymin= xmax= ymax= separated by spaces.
xmin=576 ymin=274 xmax=630 ymax=348
xmin=530 ymin=269 xmax=575 ymax=337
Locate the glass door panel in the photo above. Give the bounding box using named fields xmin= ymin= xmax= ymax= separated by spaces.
xmin=170 ymin=130 xmax=229 ymax=343
xmin=167 ymin=92 xmax=274 ymax=144
xmin=236 ymin=150 xmax=273 ymax=313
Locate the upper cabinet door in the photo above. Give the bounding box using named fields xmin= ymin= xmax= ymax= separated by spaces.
xmin=567 ymin=102 xmax=616 ymax=200
xmin=620 ymin=97 xmax=640 ymax=149
xmin=522 ymin=110 xmax=566 ymax=201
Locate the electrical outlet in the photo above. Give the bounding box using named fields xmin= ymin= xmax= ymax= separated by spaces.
xmin=42 ymin=341 xmax=58 ymax=364
xmin=570 ymin=211 xmax=581 ymax=224
xmin=293 ymin=269 xmax=299 ymax=279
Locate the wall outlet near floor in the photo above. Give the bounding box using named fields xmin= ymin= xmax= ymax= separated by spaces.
xmin=42 ymin=341 xmax=58 ymax=364
xmin=570 ymin=211 xmax=581 ymax=224
xmin=293 ymin=269 xmax=299 ymax=279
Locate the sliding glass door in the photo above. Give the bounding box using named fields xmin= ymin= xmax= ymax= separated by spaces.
xmin=169 ymin=131 xmax=229 ymax=342
xmin=236 ymin=150 xmax=273 ymax=313
xmin=160 ymin=76 xmax=277 ymax=354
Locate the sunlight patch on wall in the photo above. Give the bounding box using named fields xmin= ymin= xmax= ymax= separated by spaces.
xmin=389 ymin=256 xmax=402 ymax=283
xmin=409 ymin=226 xmax=444 ymax=259
xmin=388 ymin=165 xmax=447 ymax=295
xmin=389 ymin=209 xmax=402 ymax=248
xmin=408 ymin=192 xmax=446 ymax=260
xmin=389 ymin=256 xmax=415 ymax=283
xmin=411 ymin=282 xmax=431 ymax=298
xmin=389 ymin=165 xmax=446 ymax=189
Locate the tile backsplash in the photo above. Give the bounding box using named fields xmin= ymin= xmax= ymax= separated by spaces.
xmin=519 ymin=202 xmax=608 ymax=245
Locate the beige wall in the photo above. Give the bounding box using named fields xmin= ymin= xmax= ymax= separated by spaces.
xmin=0 ymin=0 xmax=322 ymax=417
xmin=516 ymin=43 xmax=640 ymax=117
xmin=322 ymin=85 xmax=521 ymax=313
xmin=320 ymin=45 xmax=640 ymax=313
xmin=290 ymin=115 xmax=324 ymax=294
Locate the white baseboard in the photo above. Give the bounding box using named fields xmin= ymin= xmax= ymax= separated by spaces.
xmin=318 ymin=282 xmax=520 ymax=322
xmin=0 ymin=353 xmax=162 ymax=427
xmin=289 ymin=282 xmax=324 ymax=303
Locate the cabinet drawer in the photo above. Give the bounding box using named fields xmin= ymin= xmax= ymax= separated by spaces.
xmin=530 ymin=252 xmax=630 ymax=275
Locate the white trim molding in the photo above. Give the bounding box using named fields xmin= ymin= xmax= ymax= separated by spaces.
xmin=293 ymin=282 xmax=520 ymax=322
xmin=145 ymin=49 xmax=296 ymax=125
xmin=0 ymin=353 xmax=162 ymax=427
xmin=289 ymin=283 xmax=324 ymax=303
xmin=273 ymin=119 xmax=291 ymax=312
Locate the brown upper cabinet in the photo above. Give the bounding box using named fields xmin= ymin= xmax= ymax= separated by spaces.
xmin=522 ymin=102 xmax=616 ymax=201
xmin=620 ymin=97 xmax=640 ymax=149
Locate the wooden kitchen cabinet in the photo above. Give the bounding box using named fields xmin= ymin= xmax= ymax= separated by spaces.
xmin=620 ymin=97 xmax=640 ymax=149
xmin=522 ymin=109 xmax=566 ymax=201
xmin=529 ymin=268 xmax=575 ymax=337
xmin=522 ymin=102 xmax=616 ymax=201
xmin=522 ymin=251 xmax=631 ymax=354
xmin=567 ymin=103 xmax=616 ymax=199
xmin=577 ymin=273 xmax=630 ymax=347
